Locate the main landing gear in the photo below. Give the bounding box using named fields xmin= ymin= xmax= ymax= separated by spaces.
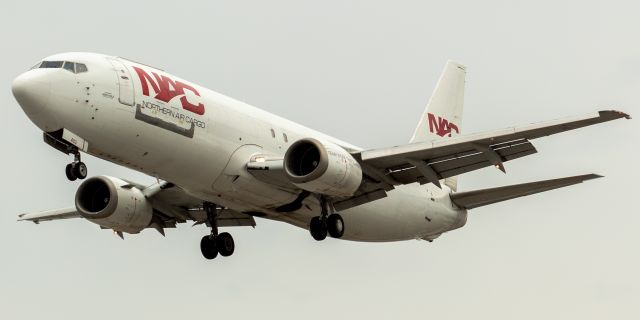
xmin=65 ymin=151 xmax=87 ymax=181
xmin=200 ymin=202 xmax=235 ymax=260
xmin=309 ymin=197 xmax=344 ymax=241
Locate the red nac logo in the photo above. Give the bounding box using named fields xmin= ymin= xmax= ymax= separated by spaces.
xmin=132 ymin=66 xmax=205 ymax=115
xmin=427 ymin=113 xmax=459 ymax=137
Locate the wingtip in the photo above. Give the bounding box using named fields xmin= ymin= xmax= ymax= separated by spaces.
xmin=600 ymin=110 xmax=631 ymax=120
xmin=16 ymin=213 xmax=30 ymax=222
xmin=585 ymin=173 xmax=604 ymax=180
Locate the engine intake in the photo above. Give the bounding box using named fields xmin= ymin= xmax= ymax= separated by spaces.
xmin=75 ymin=176 xmax=153 ymax=233
xmin=76 ymin=177 xmax=116 ymax=218
xmin=284 ymin=138 xmax=362 ymax=197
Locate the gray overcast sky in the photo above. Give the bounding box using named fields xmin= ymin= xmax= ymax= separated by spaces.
xmin=1 ymin=1 xmax=638 ymax=319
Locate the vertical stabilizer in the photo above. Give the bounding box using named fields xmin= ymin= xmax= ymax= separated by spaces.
xmin=410 ymin=60 xmax=466 ymax=143
xmin=410 ymin=60 xmax=466 ymax=190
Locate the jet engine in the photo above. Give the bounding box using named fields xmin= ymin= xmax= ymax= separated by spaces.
xmin=75 ymin=176 xmax=153 ymax=233
xmin=284 ymin=138 xmax=362 ymax=197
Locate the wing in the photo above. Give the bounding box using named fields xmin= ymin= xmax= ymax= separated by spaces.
xmin=358 ymin=110 xmax=628 ymax=188
xmin=18 ymin=207 xmax=80 ymax=223
xmin=17 ymin=182 xmax=256 ymax=231
xmin=247 ymin=110 xmax=628 ymax=210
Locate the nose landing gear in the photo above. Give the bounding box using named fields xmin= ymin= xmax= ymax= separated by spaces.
xmin=200 ymin=202 xmax=236 ymax=260
xmin=41 ymin=130 xmax=88 ymax=181
xmin=65 ymin=151 xmax=87 ymax=181
xmin=309 ymin=197 xmax=344 ymax=241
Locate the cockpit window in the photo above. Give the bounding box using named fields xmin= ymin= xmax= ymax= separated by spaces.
xmin=41 ymin=61 xmax=64 ymax=68
xmin=63 ymin=61 xmax=75 ymax=73
xmin=33 ymin=60 xmax=88 ymax=74
xmin=75 ymin=63 xmax=88 ymax=73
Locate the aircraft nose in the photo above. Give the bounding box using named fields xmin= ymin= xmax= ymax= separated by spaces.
xmin=12 ymin=71 xmax=52 ymax=115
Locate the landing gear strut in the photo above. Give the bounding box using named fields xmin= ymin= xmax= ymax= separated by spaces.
xmin=200 ymin=202 xmax=235 ymax=260
xmin=65 ymin=150 xmax=87 ymax=181
xmin=309 ymin=197 xmax=344 ymax=241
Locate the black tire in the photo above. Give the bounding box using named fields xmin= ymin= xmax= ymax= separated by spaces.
xmin=216 ymin=232 xmax=235 ymax=257
xmin=73 ymin=162 xmax=88 ymax=179
xmin=65 ymin=163 xmax=77 ymax=181
xmin=327 ymin=214 xmax=345 ymax=238
xmin=200 ymin=235 xmax=218 ymax=260
xmin=309 ymin=216 xmax=327 ymax=241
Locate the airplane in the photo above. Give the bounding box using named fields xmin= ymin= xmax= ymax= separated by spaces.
xmin=12 ymin=52 xmax=630 ymax=260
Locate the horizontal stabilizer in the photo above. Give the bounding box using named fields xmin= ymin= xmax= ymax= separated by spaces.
xmin=450 ymin=174 xmax=602 ymax=209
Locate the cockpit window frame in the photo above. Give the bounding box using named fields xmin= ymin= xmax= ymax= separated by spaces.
xmin=32 ymin=60 xmax=89 ymax=74
xmin=63 ymin=61 xmax=76 ymax=73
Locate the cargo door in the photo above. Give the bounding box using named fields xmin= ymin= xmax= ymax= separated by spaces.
xmin=107 ymin=58 xmax=135 ymax=106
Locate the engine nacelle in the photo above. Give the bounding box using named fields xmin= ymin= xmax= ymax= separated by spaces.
xmin=75 ymin=176 xmax=153 ymax=234
xmin=284 ymin=138 xmax=362 ymax=197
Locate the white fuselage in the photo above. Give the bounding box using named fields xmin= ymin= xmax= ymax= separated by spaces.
xmin=14 ymin=52 xmax=467 ymax=242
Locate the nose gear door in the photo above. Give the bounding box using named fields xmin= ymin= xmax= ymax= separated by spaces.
xmin=107 ymin=58 xmax=135 ymax=106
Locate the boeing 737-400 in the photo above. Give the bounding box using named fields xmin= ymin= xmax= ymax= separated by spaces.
xmin=12 ymin=53 xmax=630 ymax=260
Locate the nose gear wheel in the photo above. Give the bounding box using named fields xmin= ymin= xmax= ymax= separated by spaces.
xmin=65 ymin=151 xmax=87 ymax=181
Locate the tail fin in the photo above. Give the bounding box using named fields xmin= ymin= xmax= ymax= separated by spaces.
xmin=410 ymin=60 xmax=466 ymax=143
xmin=410 ymin=60 xmax=467 ymax=190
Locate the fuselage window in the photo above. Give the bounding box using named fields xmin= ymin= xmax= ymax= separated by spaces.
xmin=63 ymin=61 xmax=75 ymax=73
xmin=283 ymin=133 xmax=288 ymax=143
xmin=75 ymin=63 xmax=88 ymax=73
xmin=270 ymin=128 xmax=276 ymax=138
